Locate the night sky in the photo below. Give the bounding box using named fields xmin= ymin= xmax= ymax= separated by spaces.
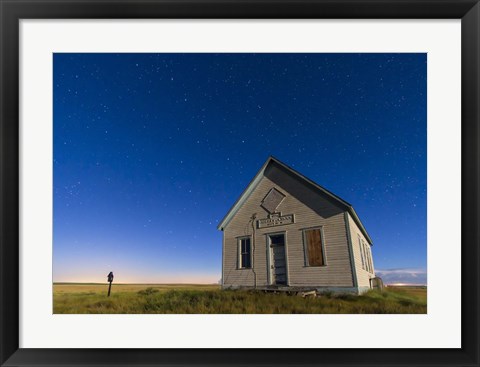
xmin=53 ymin=53 xmax=426 ymax=284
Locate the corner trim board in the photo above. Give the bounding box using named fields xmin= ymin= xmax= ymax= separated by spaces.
xmin=344 ymin=212 xmax=358 ymax=288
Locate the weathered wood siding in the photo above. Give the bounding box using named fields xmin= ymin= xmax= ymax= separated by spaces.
xmin=223 ymin=163 xmax=354 ymax=288
xmin=346 ymin=213 xmax=375 ymax=288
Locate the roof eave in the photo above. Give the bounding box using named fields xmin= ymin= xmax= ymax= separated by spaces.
xmin=347 ymin=206 xmax=373 ymax=245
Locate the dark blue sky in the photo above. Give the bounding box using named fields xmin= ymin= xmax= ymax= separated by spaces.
xmin=53 ymin=53 xmax=426 ymax=284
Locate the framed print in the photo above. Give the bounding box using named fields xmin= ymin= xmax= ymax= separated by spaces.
xmin=1 ymin=0 xmax=479 ymax=366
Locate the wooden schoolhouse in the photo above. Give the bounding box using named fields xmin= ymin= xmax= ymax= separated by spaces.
xmin=218 ymin=157 xmax=379 ymax=294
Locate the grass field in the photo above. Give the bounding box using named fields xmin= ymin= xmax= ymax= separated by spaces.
xmin=53 ymin=283 xmax=426 ymax=314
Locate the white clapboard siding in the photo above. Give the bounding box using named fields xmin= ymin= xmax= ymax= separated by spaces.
xmin=223 ymin=164 xmax=354 ymax=288
xmin=347 ymin=213 xmax=375 ymax=288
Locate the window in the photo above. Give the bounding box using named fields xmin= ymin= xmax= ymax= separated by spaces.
xmin=364 ymin=242 xmax=371 ymax=272
xmin=358 ymin=235 xmax=366 ymax=270
xmin=358 ymin=236 xmax=373 ymax=273
xmin=303 ymin=228 xmax=325 ymax=266
xmin=371 ymin=247 xmax=375 ymax=272
xmin=366 ymin=245 xmax=374 ymax=273
xmin=363 ymin=242 xmax=368 ymax=272
xmin=238 ymin=237 xmax=251 ymax=269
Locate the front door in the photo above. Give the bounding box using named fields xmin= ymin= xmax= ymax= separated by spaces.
xmin=269 ymin=234 xmax=287 ymax=285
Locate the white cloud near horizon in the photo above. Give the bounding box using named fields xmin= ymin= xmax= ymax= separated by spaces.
xmin=375 ymin=268 xmax=427 ymax=285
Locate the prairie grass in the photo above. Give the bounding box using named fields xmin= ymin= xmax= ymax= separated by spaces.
xmin=53 ymin=284 xmax=426 ymax=314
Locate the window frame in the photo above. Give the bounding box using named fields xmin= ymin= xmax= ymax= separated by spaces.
xmin=367 ymin=243 xmax=372 ymax=272
xmin=370 ymin=246 xmax=375 ymax=273
xmin=358 ymin=236 xmax=374 ymax=273
xmin=237 ymin=236 xmax=252 ymax=269
xmin=358 ymin=235 xmax=366 ymax=270
xmin=362 ymin=240 xmax=368 ymax=272
xmin=366 ymin=242 xmax=374 ymax=274
xmin=302 ymin=226 xmax=327 ymax=267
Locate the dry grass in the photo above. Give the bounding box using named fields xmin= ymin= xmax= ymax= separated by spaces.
xmin=53 ymin=283 xmax=426 ymax=314
xmin=54 ymin=283 xmax=218 ymax=294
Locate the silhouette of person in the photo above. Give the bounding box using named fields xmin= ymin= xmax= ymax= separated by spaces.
xmin=107 ymin=271 xmax=114 ymax=283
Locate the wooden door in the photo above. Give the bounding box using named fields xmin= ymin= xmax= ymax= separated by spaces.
xmin=270 ymin=234 xmax=287 ymax=285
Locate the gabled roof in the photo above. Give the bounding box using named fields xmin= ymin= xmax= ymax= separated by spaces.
xmin=217 ymin=156 xmax=373 ymax=245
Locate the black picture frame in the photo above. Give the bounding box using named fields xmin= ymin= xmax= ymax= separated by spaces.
xmin=1 ymin=1 xmax=479 ymax=366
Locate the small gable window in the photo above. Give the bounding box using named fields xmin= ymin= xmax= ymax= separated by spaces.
xmin=303 ymin=228 xmax=326 ymax=266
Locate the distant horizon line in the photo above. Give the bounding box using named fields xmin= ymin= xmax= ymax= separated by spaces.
xmin=53 ymin=282 xmax=220 ymax=285
xmin=53 ymin=282 xmax=426 ymax=287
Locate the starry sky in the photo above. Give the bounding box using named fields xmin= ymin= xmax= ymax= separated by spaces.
xmin=53 ymin=53 xmax=426 ymax=284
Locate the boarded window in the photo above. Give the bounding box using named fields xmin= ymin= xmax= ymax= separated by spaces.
xmin=239 ymin=238 xmax=251 ymax=269
xmin=304 ymin=228 xmax=325 ymax=266
xmin=261 ymin=188 xmax=286 ymax=214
